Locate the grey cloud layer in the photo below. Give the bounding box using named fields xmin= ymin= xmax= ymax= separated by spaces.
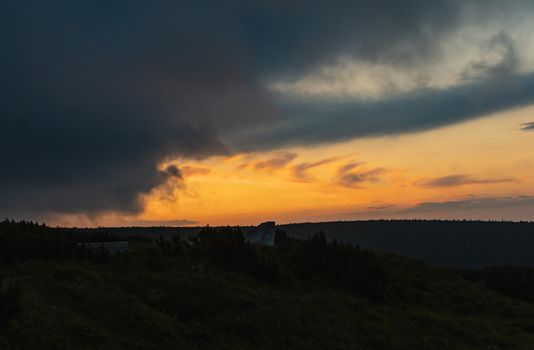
xmin=404 ymin=196 xmax=534 ymax=213
xmin=460 ymin=31 xmax=519 ymax=81
xmin=234 ymin=72 xmax=534 ymax=150
xmin=1 ymin=0 xmax=533 ymax=218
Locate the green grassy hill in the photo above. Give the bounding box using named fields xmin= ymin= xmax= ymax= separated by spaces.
xmin=1 ymin=223 xmax=534 ymax=349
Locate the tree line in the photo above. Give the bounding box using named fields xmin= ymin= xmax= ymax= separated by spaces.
xmin=0 ymin=219 xmax=124 ymax=264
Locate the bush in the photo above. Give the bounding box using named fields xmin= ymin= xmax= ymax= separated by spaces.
xmin=0 ymin=277 xmax=21 ymax=330
xmin=245 ymin=255 xmax=279 ymax=283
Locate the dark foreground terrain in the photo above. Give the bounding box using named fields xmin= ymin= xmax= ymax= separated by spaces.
xmin=2 ymin=220 xmax=534 ymax=349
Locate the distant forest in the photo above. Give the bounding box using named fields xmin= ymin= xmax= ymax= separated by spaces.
xmin=69 ymin=220 xmax=534 ymax=268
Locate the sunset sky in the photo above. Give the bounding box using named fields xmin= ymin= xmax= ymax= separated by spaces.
xmin=2 ymin=1 xmax=534 ymax=226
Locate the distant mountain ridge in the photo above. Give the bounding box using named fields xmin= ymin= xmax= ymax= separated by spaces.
xmin=281 ymin=220 xmax=534 ymax=268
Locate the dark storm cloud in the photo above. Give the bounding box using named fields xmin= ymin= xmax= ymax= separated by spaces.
xmin=239 ymin=0 xmax=461 ymax=75
xmin=0 ymin=0 xmax=274 ymax=218
xmin=165 ymin=165 xmax=183 ymax=180
xmin=417 ymin=174 xmax=513 ymax=187
xmin=164 ymin=166 xmax=183 ymax=180
xmin=404 ymin=195 xmax=534 ymax=213
xmin=2 ymin=0 xmax=534 ymax=219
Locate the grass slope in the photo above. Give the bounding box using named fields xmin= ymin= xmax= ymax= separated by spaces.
xmin=1 ymin=241 xmax=534 ymax=349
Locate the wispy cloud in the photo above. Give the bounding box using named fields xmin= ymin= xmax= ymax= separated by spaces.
xmin=417 ymin=174 xmax=513 ymax=187
xmin=292 ymin=157 xmax=338 ymax=182
xmin=180 ymin=165 xmax=211 ymax=177
xmin=521 ymin=122 xmax=534 ymax=131
xmin=337 ymin=162 xmax=385 ymax=188
xmin=254 ymin=152 xmax=298 ymax=171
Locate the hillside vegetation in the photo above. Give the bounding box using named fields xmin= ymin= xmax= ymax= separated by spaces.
xmin=1 ymin=220 xmax=534 ymax=349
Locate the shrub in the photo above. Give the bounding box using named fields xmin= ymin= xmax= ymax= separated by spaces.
xmin=0 ymin=277 xmax=21 ymax=330
xmin=245 ymin=255 xmax=279 ymax=283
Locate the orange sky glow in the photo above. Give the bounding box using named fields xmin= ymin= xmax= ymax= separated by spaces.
xmin=52 ymin=105 xmax=534 ymax=227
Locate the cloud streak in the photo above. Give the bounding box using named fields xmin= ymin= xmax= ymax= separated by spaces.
xmin=417 ymin=174 xmax=513 ymax=188
xmin=179 ymin=166 xmax=212 ymax=177
xmin=337 ymin=162 xmax=385 ymax=188
xmin=404 ymin=195 xmax=534 ymax=213
xmin=521 ymin=122 xmax=534 ymax=131
xmin=292 ymin=157 xmax=338 ymax=182
xmin=254 ymin=152 xmax=298 ymax=171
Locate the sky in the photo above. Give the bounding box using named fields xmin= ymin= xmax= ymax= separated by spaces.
xmin=2 ymin=1 xmax=534 ymax=226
